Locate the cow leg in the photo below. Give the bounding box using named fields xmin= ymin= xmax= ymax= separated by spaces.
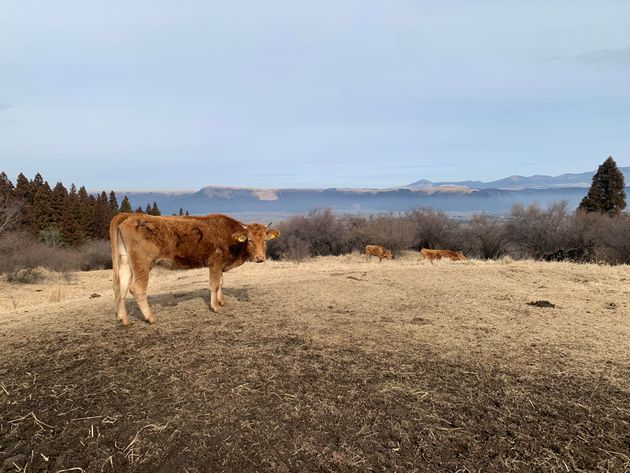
xmin=217 ymin=273 xmax=225 ymax=306
xmin=209 ymin=267 xmax=222 ymax=312
xmin=115 ymin=253 xmax=132 ymax=326
xmin=128 ymin=260 xmax=156 ymax=324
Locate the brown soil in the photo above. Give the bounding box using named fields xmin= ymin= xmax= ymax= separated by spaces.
xmin=1 ymin=255 xmax=629 ymax=472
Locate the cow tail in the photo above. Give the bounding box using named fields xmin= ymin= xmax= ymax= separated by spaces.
xmin=110 ymin=214 xmax=131 ymax=305
xmin=110 ymin=217 xmax=121 ymax=304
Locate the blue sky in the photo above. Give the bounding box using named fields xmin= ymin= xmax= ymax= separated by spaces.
xmin=1 ymin=1 xmax=629 ymax=190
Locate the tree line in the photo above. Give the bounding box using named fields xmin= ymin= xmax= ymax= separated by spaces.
xmin=0 ymin=172 xmax=167 ymax=247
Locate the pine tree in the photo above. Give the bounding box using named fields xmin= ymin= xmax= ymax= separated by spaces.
xmin=145 ymin=203 xmax=152 ymax=214
xmin=120 ymin=196 xmax=132 ymax=213
xmin=135 ymin=206 xmax=144 ymax=213
xmin=109 ymin=191 xmax=119 ymax=215
xmin=14 ymin=173 xmax=37 ymax=234
xmin=31 ymin=173 xmax=45 ymax=192
xmin=179 ymin=208 xmax=184 ymax=216
xmin=51 ymin=182 xmax=68 ymax=226
xmin=185 ymin=210 xmax=190 ymax=216
xmin=33 ymin=181 xmax=54 ymax=231
xmin=579 ymin=156 xmax=627 ymax=216
xmin=77 ymin=186 xmax=93 ymax=239
xmin=15 ymin=173 xmax=34 ymax=204
xmin=151 ymin=202 xmax=161 ymax=216
xmin=91 ymin=191 xmax=111 ymax=239
xmin=60 ymin=184 xmax=84 ymax=246
xmin=0 ymin=172 xmax=14 ymax=198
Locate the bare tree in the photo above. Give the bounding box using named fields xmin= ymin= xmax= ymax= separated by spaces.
xmin=0 ymin=195 xmax=22 ymax=237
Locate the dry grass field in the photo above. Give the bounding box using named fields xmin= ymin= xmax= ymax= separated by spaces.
xmin=1 ymin=254 xmax=629 ymax=472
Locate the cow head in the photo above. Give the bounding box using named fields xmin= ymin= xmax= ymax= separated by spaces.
xmin=232 ymin=223 xmax=280 ymax=263
xmin=386 ymin=250 xmax=393 ymax=260
xmin=456 ymin=251 xmax=466 ymax=260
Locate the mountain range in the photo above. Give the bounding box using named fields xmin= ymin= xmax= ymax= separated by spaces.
xmin=121 ymin=166 xmax=630 ymax=221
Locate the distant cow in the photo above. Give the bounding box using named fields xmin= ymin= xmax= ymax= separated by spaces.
xmin=365 ymin=245 xmax=393 ymax=261
xmin=110 ymin=213 xmax=280 ymax=325
xmin=419 ymin=248 xmax=466 ymax=262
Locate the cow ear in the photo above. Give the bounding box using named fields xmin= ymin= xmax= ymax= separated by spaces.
xmin=232 ymin=231 xmax=247 ymax=243
xmin=266 ymin=229 xmax=280 ymax=241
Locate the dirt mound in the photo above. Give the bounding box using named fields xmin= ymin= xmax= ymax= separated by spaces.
xmin=527 ymin=300 xmax=556 ymax=308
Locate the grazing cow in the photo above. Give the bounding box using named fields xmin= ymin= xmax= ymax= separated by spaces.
xmin=419 ymin=248 xmax=466 ymax=262
xmin=110 ymin=213 xmax=280 ymax=325
xmin=365 ymin=245 xmax=393 ymax=261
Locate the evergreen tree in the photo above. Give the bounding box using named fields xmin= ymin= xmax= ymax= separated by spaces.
xmin=51 ymin=182 xmax=68 ymax=226
xmin=60 ymin=184 xmax=83 ymax=246
xmin=135 ymin=206 xmax=144 ymax=213
xmin=179 ymin=208 xmax=184 ymax=216
xmin=150 ymin=201 xmax=161 ymax=216
xmin=91 ymin=191 xmax=111 ymax=239
xmin=15 ymin=173 xmax=34 ymax=204
xmin=14 ymin=173 xmax=37 ymax=234
xmin=78 ymin=186 xmax=93 ymax=239
xmin=579 ymin=156 xmax=627 ymax=216
xmin=33 ymin=181 xmax=54 ymax=231
xmin=31 ymin=173 xmax=45 ymax=193
xmin=120 ymin=196 xmax=132 ymax=213
xmin=185 ymin=210 xmax=190 ymax=216
xmin=145 ymin=203 xmax=152 ymax=214
xmin=0 ymin=172 xmax=15 ymax=198
xmin=109 ymin=191 xmax=119 ymax=215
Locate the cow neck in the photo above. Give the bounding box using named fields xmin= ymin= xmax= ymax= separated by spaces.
xmin=226 ymin=241 xmax=250 ymax=267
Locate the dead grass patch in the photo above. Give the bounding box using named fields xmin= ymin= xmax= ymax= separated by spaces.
xmin=0 ymin=257 xmax=629 ymax=472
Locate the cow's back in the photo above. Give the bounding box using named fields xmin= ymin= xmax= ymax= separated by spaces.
xmin=366 ymin=245 xmax=384 ymax=256
xmin=114 ymin=213 xmax=245 ymax=269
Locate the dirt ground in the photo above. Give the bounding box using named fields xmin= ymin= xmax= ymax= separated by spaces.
xmin=1 ymin=254 xmax=629 ymax=472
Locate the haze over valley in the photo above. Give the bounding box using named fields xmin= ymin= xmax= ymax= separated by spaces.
xmin=121 ymin=166 xmax=630 ymax=220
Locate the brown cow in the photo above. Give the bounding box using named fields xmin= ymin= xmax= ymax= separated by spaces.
xmin=110 ymin=212 xmax=280 ymax=325
xmin=365 ymin=245 xmax=393 ymax=261
xmin=419 ymin=248 xmax=466 ymax=262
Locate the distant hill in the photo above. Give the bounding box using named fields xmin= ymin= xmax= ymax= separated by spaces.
xmin=409 ymin=167 xmax=630 ymax=190
xmin=120 ymin=166 xmax=629 ymax=220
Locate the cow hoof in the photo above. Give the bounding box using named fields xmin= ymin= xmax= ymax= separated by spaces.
xmin=211 ymin=305 xmax=221 ymax=313
xmin=145 ymin=317 xmax=156 ymax=324
xmin=119 ymin=319 xmax=130 ymax=326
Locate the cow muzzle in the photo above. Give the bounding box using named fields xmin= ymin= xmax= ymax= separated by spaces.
xmin=254 ymin=255 xmax=265 ymax=263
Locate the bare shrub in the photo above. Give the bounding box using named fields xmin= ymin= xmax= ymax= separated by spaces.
xmin=505 ymin=202 xmax=572 ymax=259
xmin=78 ymin=240 xmax=112 ymax=270
xmin=281 ymin=236 xmax=312 ymax=262
xmin=6 ymin=268 xmax=43 ymax=284
xmin=0 ymin=232 xmax=77 ymax=280
xmin=350 ymin=214 xmax=416 ymax=255
xmin=405 ymin=208 xmax=463 ymax=251
xmin=270 ymin=209 xmax=350 ymax=259
xmin=267 ymin=205 xmax=630 ymax=264
xmin=462 ymin=214 xmax=509 ymax=259
xmin=0 ymin=231 xmax=112 ymax=281
xmin=40 ymin=227 xmax=64 ymax=248
xmin=591 ymin=214 xmax=630 ymax=264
